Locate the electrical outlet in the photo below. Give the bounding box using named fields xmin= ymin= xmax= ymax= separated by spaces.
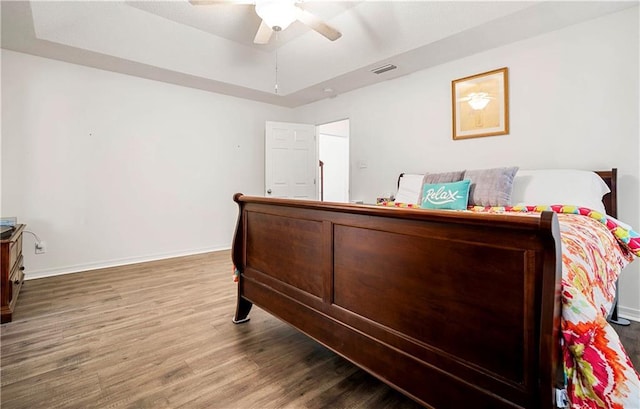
xmin=35 ymin=241 xmax=46 ymax=254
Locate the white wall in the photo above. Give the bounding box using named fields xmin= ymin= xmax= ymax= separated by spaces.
xmin=1 ymin=50 xmax=292 ymax=277
xmin=293 ymin=7 xmax=640 ymax=319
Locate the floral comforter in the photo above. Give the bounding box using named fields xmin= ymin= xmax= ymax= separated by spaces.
xmin=468 ymin=205 xmax=640 ymax=408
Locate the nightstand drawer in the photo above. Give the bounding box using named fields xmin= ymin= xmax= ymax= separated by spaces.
xmin=8 ymin=255 xmax=24 ymax=306
xmin=8 ymin=234 xmax=23 ymax=271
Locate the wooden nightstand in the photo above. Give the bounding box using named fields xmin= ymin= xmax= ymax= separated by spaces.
xmin=1 ymin=224 xmax=25 ymax=323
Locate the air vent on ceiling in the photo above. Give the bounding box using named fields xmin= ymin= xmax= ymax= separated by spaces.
xmin=371 ymin=64 xmax=397 ymax=75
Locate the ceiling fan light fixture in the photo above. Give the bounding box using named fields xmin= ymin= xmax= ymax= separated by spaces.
xmin=255 ymin=0 xmax=298 ymax=31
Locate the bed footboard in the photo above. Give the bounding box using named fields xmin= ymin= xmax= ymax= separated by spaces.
xmin=231 ymin=194 xmax=563 ymax=409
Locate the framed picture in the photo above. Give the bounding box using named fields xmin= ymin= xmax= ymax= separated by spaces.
xmin=452 ymin=67 xmax=509 ymax=140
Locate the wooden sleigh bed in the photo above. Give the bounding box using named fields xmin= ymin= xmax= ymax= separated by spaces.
xmin=230 ymin=170 xmax=629 ymax=409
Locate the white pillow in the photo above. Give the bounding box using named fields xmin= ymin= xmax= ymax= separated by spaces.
xmin=394 ymin=174 xmax=424 ymax=204
xmin=511 ymin=169 xmax=610 ymax=214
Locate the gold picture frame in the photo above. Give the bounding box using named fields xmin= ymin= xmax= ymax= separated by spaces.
xmin=452 ymin=67 xmax=509 ymax=140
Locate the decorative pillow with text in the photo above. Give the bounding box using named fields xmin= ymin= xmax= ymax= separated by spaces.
xmin=420 ymin=171 xmax=464 ymax=205
xmin=420 ymin=180 xmax=471 ymax=210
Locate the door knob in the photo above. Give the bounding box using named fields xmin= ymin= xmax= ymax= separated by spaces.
xmin=267 ymin=189 xmax=272 ymax=194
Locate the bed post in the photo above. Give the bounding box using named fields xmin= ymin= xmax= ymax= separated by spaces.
xmin=539 ymin=211 xmax=565 ymax=407
xmin=232 ymin=193 xmax=252 ymax=324
xmin=597 ymin=169 xmax=630 ymax=326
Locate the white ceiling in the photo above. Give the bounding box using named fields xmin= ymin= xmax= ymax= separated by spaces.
xmin=2 ymin=1 xmax=636 ymax=107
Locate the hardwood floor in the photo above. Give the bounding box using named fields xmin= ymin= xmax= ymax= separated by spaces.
xmin=1 ymin=251 xmax=422 ymax=409
xmin=1 ymin=251 xmax=638 ymax=409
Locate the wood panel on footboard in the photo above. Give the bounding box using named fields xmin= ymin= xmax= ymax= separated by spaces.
xmin=231 ymin=194 xmax=564 ymax=409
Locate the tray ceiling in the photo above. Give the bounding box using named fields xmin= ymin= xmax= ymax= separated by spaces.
xmin=2 ymin=1 xmax=635 ymax=107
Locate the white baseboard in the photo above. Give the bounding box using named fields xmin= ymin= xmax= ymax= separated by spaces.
xmin=618 ymin=306 xmax=640 ymax=323
xmin=25 ymin=246 xmax=231 ymax=280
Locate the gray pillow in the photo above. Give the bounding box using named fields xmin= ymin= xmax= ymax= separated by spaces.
xmin=420 ymin=171 xmax=465 ymax=205
xmin=464 ymin=167 xmax=519 ymax=207
xmin=422 ymin=171 xmax=465 ymax=184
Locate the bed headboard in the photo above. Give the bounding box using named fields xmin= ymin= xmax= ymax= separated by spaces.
xmin=596 ymin=169 xmax=617 ymax=218
xmin=397 ymin=168 xmax=618 ymax=217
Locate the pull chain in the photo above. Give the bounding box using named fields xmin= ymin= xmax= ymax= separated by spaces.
xmin=274 ymin=31 xmax=279 ymax=94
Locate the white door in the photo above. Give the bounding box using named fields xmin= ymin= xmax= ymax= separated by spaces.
xmin=265 ymin=121 xmax=318 ymax=199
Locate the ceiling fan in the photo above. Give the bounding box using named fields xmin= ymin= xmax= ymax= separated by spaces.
xmin=189 ymin=0 xmax=342 ymax=44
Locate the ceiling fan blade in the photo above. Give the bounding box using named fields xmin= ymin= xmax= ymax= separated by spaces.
xmin=253 ymin=21 xmax=274 ymax=44
xmin=295 ymin=8 xmax=342 ymax=41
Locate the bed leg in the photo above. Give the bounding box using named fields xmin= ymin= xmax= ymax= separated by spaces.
xmin=609 ymin=305 xmax=631 ymax=326
xmin=232 ymin=297 xmax=253 ymax=324
xmin=610 ymin=317 xmax=631 ymax=326
xmin=608 ymin=281 xmax=631 ymax=326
